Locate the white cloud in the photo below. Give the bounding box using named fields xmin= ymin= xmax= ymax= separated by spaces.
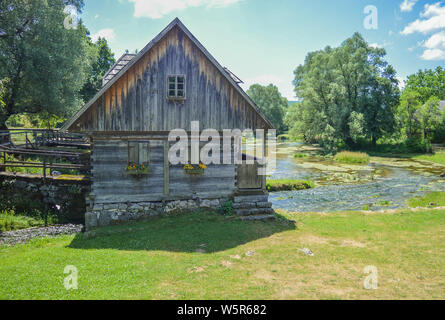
xmin=421 ymin=48 xmax=445 ymax=60
xmin=401 ymin=2 xmax=445 ymax=35
xmin=424 ymin=30 xmax=445 ymax=49
xmin=401 ymin=2 xmax=445 ymax=60
xmin=128 ymin=0 xmax=241 ymax=19
xmin=91 ymin=29 xmax=116 ymax=42
xmin=400 ymin=0 xmax=418 ymax=12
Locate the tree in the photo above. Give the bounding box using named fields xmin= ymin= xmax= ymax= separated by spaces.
xmin=0 ymin=0 xmax=90 ymax=133
xmin=290 ymin=33 xmax=400 ymax=150
xmin=418 ymin=96 xmax=443 ymax=142
xmin=247 ymin=84 xmax=288 ymax=133
xmin=80 ymin=37 xmax=116 ymax=103
xmin=405 ymin=67 xmax=445 ymax=104
xmin=397 ymin=89 xmax=421 ymax=139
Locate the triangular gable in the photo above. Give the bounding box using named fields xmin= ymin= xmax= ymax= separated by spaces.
xmin=62 ymin=18 xmax=274 ymax=131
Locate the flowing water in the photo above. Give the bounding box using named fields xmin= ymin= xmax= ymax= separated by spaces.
xmin=268 ymin=142 xmax=445 ymax=212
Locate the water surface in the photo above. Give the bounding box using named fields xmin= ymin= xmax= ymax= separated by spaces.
xmin=268 ymin=143 xmax=445 ymax=212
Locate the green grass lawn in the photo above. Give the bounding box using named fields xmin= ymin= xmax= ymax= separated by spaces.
xmin=1 ymin=209 xmax=444 ymax=300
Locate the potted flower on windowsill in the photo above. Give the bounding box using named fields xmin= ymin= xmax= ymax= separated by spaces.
xmin=125 ymin=163 xmax=149 ymax=178
xmin=184 ymin=163 xmax=207 ymax=175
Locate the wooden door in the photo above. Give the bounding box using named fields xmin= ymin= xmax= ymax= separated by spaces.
xmin=237 ymin=163 xmax=263 ymax=189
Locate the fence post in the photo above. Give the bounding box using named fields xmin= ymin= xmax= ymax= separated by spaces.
xmin=43 ymin=157 xmax=47 ymax=179
xmin=49 ymin=156 xmax=53 ymax=176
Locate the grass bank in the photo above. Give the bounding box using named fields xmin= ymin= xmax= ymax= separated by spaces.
xmin=413 ymin=152 xmax=445 ymax=166
xmin=266 ymin=179 xmax=315 ymax=192
xmin=334 ymin=151 xmax=370 ymax=164
xmin=408 ymin=192 xmax=445 ymax=208
xmin=1 ymin=209 xmax=444 ymax=299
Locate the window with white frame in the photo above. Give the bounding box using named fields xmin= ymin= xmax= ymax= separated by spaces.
xmin=167 ymin=75 xmax=186 ymax=100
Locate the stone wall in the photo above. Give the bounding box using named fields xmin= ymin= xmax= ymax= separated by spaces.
xmin=0 ymin=173 xmax=91 ymax=223
xmin=86 ymin=198 xmax=223 ymax=230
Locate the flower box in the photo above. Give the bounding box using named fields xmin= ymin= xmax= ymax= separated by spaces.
xmin=125 ymin=163 xmax=149 ymax=178
xmin=184 ymin=163 xmax=207 ymax=175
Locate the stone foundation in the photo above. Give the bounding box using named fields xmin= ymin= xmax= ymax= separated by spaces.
xmin=85 ymin=198 xmax=224 ymax=230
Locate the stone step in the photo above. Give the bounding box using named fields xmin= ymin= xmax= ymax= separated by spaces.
xmin=235 ymin=208 xmax=275 ymax=216
xmin=234 ymin=194 xmax=269 ymax=204
xmin=240 ymin=215 xmax=276 ymax=222
xmin=233 ymin=202 xmax=273 ymax=209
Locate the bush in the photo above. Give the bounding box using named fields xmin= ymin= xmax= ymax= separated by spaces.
xmin=405 ymin=138 xmax=432 ymax=154
xmin=220 ymin=201 xmax=233 ymax=216
xmin=334 ymin=151 xmax=370 ymax=164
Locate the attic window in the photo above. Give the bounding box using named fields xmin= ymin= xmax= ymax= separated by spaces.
xmin=167 ymin=75 xmax=186 ymax=100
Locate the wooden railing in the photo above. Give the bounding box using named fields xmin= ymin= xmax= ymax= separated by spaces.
xmin=0 ymin=128 xmax=89 ymax=149
xmin=0 ymin=145 xmax=90 ymax=179
xmin=0 ymin=128 xmax=90 ymax=178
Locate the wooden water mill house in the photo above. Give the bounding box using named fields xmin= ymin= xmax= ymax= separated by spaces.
xmin=61 ymin=18 xmax=275 ymax=230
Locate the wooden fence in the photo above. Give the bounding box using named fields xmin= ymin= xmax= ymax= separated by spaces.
xmin=0 ymin=128 xmax=89 ymax=149
xmin=0 ymin=129 xmax=90 ymax=178
xmin=0 ymin=145 xmax=90 ymax=179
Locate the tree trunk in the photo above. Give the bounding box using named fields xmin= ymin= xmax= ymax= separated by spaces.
xmin=0 ymin=118 xmax=9 ymax=173
xmin=0 ymin=117 xmax=10 ymax=145
xmin=372 ymin=136 xmax=377 ymax=148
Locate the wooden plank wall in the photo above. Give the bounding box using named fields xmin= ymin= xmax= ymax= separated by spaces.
xmin=91 ymin=140 xmax=165 ymax=203
xmin=71 ymin=26 xmax=268 ymax=133
xmin=92 ymin=140 xmax=236 ymax=203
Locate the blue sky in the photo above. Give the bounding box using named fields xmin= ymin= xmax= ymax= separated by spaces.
xmin=80 ymin=0 xmax=445 ymax=100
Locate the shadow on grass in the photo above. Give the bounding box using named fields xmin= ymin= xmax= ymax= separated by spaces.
xmin=68 ymin=211 xmax=296 ymax=253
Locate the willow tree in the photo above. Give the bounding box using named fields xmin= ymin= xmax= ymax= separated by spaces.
xmin=247 ymin=84 xmax=288 ymax=133
xmin=290 ymin=33 xmax=400 ymax=150
xmin=0 ymin=0 xmax=90 ymax=133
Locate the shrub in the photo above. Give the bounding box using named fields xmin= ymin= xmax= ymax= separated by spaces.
xmin=220 ymin=201 xmax=233 ymax=216
xmin=334 ymin=151 xmax=370 ymax=164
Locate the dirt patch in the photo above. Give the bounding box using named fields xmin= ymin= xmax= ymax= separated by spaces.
xmin=221 ymin=261 xmax=232 ymax=268
xmin=341 ymin=240 xmax=366 ymax=248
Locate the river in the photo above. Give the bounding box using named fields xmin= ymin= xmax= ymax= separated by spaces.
xmin=268 ymin=142 xmax=445 ymax=212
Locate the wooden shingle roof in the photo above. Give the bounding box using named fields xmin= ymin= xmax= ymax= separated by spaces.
xmin=102 ymin=54 xmax=136 ymax=87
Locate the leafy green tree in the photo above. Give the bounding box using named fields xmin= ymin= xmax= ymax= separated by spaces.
xmin=397 ymin=89 xmax=421 ymax=139
xmin=247 ymin=84 xmax=288 ymax=133
xmin=0 ymin=0 xmax=90 ymax=133
xmin=405 ymin=67 xmax=445 ymax=103
xmin=290 ymin=33 xmax=399 ymax=150
xmin=418 ymin=96 xmax=443 ymax=142
xmin=80 ymin=37 xmax=116 ymax=103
